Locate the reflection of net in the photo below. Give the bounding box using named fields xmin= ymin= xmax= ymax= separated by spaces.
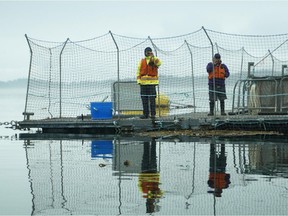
xmin=25 ymin=140 xmax=163 ymax=215
xmin=24 ymin=28 xmax=288 ymax=120
xmin=25 ymin=140 xmax=139 ymax=215
xmin=24 ymin=140 xmax=288 ymax=215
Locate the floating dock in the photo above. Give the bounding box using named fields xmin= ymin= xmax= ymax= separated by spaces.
xmin=17 ymin=112 xmax=288 ymax=136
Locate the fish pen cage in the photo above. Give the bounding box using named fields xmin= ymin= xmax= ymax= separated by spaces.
xmin=20 ymin=27 xmax=288 ymax=133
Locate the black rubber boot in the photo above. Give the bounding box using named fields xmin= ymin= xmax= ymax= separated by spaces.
xmin=220 ymin=100 xmax=226 ymax=116
xmin=208 ymin=101 xmax=215 ymax=116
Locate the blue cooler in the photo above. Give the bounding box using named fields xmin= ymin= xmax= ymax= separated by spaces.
xmin=90 ymin=102 xmax=113 ymax=120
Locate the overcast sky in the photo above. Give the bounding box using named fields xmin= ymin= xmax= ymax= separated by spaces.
xmin=1 ymin=0 xmax=288 ymax=81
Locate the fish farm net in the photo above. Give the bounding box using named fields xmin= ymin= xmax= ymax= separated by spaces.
xmin=23 ymin=27 xmax=288 ymax=125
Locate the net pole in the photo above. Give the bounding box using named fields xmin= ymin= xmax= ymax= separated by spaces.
xmin=185 ymin=40 xmax=196 ymax=113
xmin=268 ymin=49 xmax=275 ymax=76
xmin=109 ymin=31 xmax=120 ymax=119
xmin=203 ymin=27 xmax=215 ymax=116
xmin=59 ymin=38 xmax=69 ymax=118
xmin=149 ymin=36 xmax=161 ymax=117
xmin=24 ymin=34 xmax=33 ymax=120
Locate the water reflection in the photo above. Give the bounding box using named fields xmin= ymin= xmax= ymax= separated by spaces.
xmin=21 ymin=137 xmax=288 ymax=215
xmin=112 ymin=138 xmax=163 ymax=214
xmin=138 ymin=139 xmax=163 ymax=213
xmin=248 ymin=143 xmax=288 ymax=177
xmin=207 ymin=143 xmax=231 ymax=197
xmin=91 ymin=140 xmax=113 ymax=159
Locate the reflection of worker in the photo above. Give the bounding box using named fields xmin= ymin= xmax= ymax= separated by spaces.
xmin=207 ymin=143 xmax=231 ymax=197
xmin=137 ymin=47 xmax=162 ymax=119
xmin=138 ymin=138 xmax=163 ymax=213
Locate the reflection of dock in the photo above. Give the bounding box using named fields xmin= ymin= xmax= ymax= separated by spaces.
xmin=22 ymin=136 xmax=288 ymax=215
xmin=18 ymin=112 xmax=288 ymax=135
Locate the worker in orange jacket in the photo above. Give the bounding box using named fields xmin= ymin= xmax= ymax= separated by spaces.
xmin=137 ymin=47 xmax=162 ymax=119
xmin=206 ymin=53 xmax=230 ymax=116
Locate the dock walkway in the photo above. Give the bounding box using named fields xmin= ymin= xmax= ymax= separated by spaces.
xmin=17 ymin=112 xmax=288 ymax=135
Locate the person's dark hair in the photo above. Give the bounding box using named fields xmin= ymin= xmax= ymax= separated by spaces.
xmin=214 ymin=53 xmax=221 ymax=59
xmin=144 ymin=47 xmax=153 ymax=56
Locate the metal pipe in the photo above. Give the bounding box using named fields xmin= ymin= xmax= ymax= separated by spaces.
xmin=239 ymin=47 xmax=244 ymax=80
xmin=202 ymin=27 xmax=216 ymax=116
xmin=109 ymin=31 xmax=120 ymax=119
xmin=148 ymin=36 xmax=157 ymax=56
xmin=268 ymin=50 xmax=275 ymax=76
xmin=59 ymin=38 xmax=69 ymax=118
xmin=148 ymin=36 xmax=161 ymax=117
xmin=24 ymin=34 xmax=33 ymax=120
xmin=185 ymin=40 xmax=196 ymax=113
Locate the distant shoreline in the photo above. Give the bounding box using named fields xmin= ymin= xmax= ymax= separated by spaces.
xmin=0 ymin=78 xmax=27 ymax=88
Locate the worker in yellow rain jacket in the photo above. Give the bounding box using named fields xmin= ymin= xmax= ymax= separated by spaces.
xmin=137 ymin=47 xmax=162 ymax=119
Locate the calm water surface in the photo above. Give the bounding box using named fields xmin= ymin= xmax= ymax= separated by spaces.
xmin=0 ymin=137 xmax=288 ymax=215
xmin=0 ymin=87 xmax=288 ymax=215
